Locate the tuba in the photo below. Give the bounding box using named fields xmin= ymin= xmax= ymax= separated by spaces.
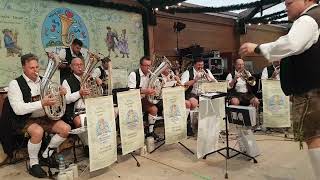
xmin=40 ymin=53 xmax=66 ymax=120
xmin=81 ymin=52 xmax=103 ymax=98
xmin=240 ymin=69 xmax=256 ymax=86
xmin=147 ymin=56 xmax=172 ymax=104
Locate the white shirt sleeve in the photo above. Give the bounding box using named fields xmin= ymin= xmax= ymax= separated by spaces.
xmin=91 ymin=67 xmax=101 ymax=79
xmin=226 ymin=73 xmax=233 ymax=89
xmin=59 ymin=49 xmax=67 ymax=61
xmin=180 ymin=70 xmax=190 ymax=85
xmin=62 ymin=79 xmax=81 ymax=104
xmin=261 ymin=67 xmax=269 ymax=80
xmin=7 ymin=80 xmax=42 ymax=115
xmin=260 ymin=15 xmax=319 ymax=62
xmin=128 ymin=71 xmax=137 ymax=89
xmin=207 ymin=69 xmax=218 ymax=82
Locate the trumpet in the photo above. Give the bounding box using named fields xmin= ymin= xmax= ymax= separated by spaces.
xmin=238 ymin=69 xmax=256 ymax=86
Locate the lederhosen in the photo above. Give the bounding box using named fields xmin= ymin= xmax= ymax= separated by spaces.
xmin=184 ymin=68 xmax=210 ymax=100
xmin=229 ymin=71 xmax=255 ymax=106
xmin=62 ymin=74 xmax=81 ymax=128
xmin=133 ymin=69 xmax=163 ymax=115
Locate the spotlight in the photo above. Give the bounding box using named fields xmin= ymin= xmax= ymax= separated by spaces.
xmin=258 ymin=23 xmax=262 ymax=26
xmin=165 ymin=6 xmax=169 ymax=9
xmin=178 ymin=3 xmax=182 ymax=6
xmin=268 ymin=21 xmax=271 ymax=24
xmin=155 ymin=8 xmax=159 ymax=11
xmin=248 ymin=23 xmax=252 ymax=26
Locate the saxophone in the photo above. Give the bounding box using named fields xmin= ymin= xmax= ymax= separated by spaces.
xmin=147 ymin=56 xmax=172 ymax=104
xmin=40 ymin=53 xmax=66 ymax=120
xmin=81 ymin=52 xmax=103 ymax=98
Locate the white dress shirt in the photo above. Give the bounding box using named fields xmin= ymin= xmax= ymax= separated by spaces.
xmin=8 ymin=74 xmax=45 ymax=117
xmin=91 ymin=66 xmax=109 ymax=79
xmin=226 ymin=71 xmax=252 ymax=93
xmin=128 ymin=68 xmax=150 ymax=89
xmin=62 ymin=74 xmax=85 ymax=110
xmin=261 ymin=66 xmax=280 ymax=80
xmin=260 ymin=4 xmax=319 ymax=62
xmin=180 ymin=67 xmax=217 ymax=85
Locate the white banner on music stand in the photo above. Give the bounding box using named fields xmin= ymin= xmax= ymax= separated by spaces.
xmin=162 ymin=87 xmax=187 ymax=145
xmin=197 ymin=96 xmax=224 ymax=159
xmin=86 ymin=96 xmax=117 ymax=172
xmin=117 ymin=90 xmax=144 ymax=155
xmin=262 ymin=80 xmax=290 ymax=128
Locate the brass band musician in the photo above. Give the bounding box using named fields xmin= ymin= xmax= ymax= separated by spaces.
xmin=226 ymin=58 xmax=259 ymax=108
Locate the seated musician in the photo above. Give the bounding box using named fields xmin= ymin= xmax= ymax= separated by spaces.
xmin=128 ymin=56 xmax=161 ymax=139
xmin=91 ymin=57 xmax=111 ymax=95
xmin=7 ymin=53 xmax=70 ymax=178
xmin=62 ymin=57 xmax=96 ymax=156
xmin=226 ymin=58 xmax=259 ymax=109
xmin=181 ymin=57 xmax=218 ymax=135
xmin=261 ymin=60 xmax=280 ymax=80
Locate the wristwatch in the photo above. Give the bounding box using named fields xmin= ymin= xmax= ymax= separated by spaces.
xmin=254 ymin=45 xmax=261 ymax=54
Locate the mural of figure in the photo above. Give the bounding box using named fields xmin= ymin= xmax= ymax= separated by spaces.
xmin=105 ymin=26 xmax=118 ymax=58
xmin=118 ymin=29 xmax=129 ymax=58
xmin=2 ymin=29 xmax=22 ymax=57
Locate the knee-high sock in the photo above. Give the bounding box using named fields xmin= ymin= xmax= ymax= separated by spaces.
xmin=309 ymin=148 xmax=320 ymax=179
xmin=186 ymin=109 xmax=190 ymax=119
xmin=78 ymin=131 xmax=88 ymax=146
xmin=42 ymin=134 xmax=66 ymax=158
xmin=148 ymin=114 xmax=157 ymax=133
xmin=28 ymin=140 xmax=41 ymax=167
xmin=190 ymin=109 xmax=198 ymax=124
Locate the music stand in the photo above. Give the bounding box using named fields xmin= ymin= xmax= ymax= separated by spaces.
xmin=200 ymin=92 xmax=257 ymax=179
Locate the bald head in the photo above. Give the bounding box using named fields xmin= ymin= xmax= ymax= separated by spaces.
xmin=285 ymin=0 xmax=318 ymax=21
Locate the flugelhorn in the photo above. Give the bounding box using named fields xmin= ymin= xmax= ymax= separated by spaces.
xmin=239 ymin=69 xmax=256 ymax=86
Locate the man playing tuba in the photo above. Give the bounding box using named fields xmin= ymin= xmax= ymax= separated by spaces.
xmin=128 ymin=56 xmax=162 ymax=140
xmin=226 ymin=58 xmax=259 ymax=108
xmin=7 ymin=53 xmax=70 ymax=178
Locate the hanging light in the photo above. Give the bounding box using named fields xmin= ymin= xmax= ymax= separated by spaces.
xmin=178 ymin=3 xmax=182 ymax=6
xmin=248 ymin=23 xmax=252 ymax=26
xmin=258 ymin=23 xmax=262 ymax=26
xmin=165 ymin=6 xmax=169 ymax=9
xmin=155 ymin=8 xmax=159 ymax=11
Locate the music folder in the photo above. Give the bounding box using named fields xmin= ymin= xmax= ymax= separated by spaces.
xmin=226 ymin=105 xmax=256 ymax=126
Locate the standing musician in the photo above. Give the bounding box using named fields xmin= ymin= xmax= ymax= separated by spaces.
xmin=261 ymin=60 xmax=281 ymax=80
xmin=239 ymin=1 xmax=320 ymax=177
xmin=226 ymin=58 xmax=260 ymax=109
xmin=7 ymin=53 xmax=70 ymax=178
xmin=58 ymin=38 xmax=84 ymax=83
xmin=181 ymin=57 xmax=218 ymax=135
xmin=128 ymin=56 xmax=161 ymax=139
xmin=91 ymin=57 xmax=111 ymax=95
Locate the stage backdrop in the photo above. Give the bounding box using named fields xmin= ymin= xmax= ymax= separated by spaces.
xmin=0 ymin=0 xmax=145 ymax=87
